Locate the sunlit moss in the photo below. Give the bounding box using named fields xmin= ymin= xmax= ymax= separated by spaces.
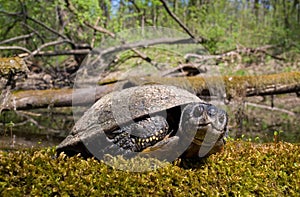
xmin=0 ymin=141 xmax=299 ymax=196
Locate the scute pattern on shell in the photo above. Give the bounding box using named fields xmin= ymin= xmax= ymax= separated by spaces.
xmin=82 ymin=85 xmax=199 ymax=131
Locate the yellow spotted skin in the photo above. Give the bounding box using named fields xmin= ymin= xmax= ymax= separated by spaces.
xmin=107 ymin=116 xmax=170 ymax=153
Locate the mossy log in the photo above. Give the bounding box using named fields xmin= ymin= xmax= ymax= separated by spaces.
xmin=0 ymin=57 xmax=29 ymax=77
xmin=126 ymin=71 xmax=300 ymax=99
xmin=3 ymin=72 xmax=300 ymax=110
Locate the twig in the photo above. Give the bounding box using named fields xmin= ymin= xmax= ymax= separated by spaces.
xmin=0 ymin=10 xmax=20 ymax=16
xmin=21 ymin=22 xmax=45 ymax=43
xmin=0 ymin=46 xmax=31 ymax=53
xmin=159 ymin=0 xmax=206 ymax=43
xmin=0 ymin=9 xmax=70 ymax=41
xmin=184 ymin=53 xmax=226 ymax=61
xmin=94 ymin=37 xmax=195 ymax=56
xmin=91 ymin=17 xmax=101 ymax=48
xmin=128 ymin=0 xmax=141 ymax=12
xmin=91 ymin=37 xmax=195 ymax=66
xmin=26 ymin=16 xmax=69 ymax=40
xmin=185 ymin=45 xmax=285 ymax=62
xmin=15 ymin=111 xmax=62 ymax=134
xmin=0 ymin=32 xmax=35 ymax=45
xmin=159 ymin=0 xmax=194 ymax=38
xmin=26 ymin=39 xmax=74 ymax=59
xmin=245 ymin=102 xmax=296 ymax=116
xmin=18 ymin=49 xmax=91 ymax=57
xmin=107 ymin=54 xmax=140 ymax=69
xmin=130 ymin=48 xmax=154 ymax=64
xmin=161 ymin=63 xmax=205 ymax=77
xmin=64 ymin=0 xmax=115 ymax=38
xmin=84 ymin=21 xmax=115 ymax=38
xmin=2 ymin=38 xmax=193 ymax=58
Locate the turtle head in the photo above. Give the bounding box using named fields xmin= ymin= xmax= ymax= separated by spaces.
xmin=180 ymin=103 xmax=227 ymax=131
xmin=178 ymin=102 xmax=228 ymax=158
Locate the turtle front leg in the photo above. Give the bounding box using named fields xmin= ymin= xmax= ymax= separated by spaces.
xmin=101 ymin=115 xmax=171 ymax=159
xmin=140 ymin=136 xmax=181 ymax=162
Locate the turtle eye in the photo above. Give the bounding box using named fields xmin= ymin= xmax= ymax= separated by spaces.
xmin=192 ymin=105 xmax=204 ymax=117
xmin=207 ymin=106 xmax=218 ymax=117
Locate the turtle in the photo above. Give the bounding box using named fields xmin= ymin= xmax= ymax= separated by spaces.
xmin=56 ymin=85 xmax=228 ymax=162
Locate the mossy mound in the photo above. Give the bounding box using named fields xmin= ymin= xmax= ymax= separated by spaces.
xmin=0 ymin=141 xmax=299 ymax=196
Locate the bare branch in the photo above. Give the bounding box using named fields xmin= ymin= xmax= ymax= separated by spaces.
xmin=161 ymin=63 xmax=205 ymax=77
xmin=0 ymin=32 xmax=35 ymax=45
xmin=159 ymin=0 xmax=207 ymax=43
xmin=21 ymin=22 xmax=45 ymax=43
xmin=95 ymin=37 xmax=195 ymax=56
xmin=84 ymin=22 xmax=115 ymax=38
xmin=64 ymin=0 xmax=115 ymax=38
xmin=1 ymin=37 xmax=193 ymax=58
xmin=245 ymin=102 xmax=296 ymax=116
xmin=18 ymin=49 xmax=91 ymax=57
xmin=26 ymin=39 xmax=74 ymax=59
xmin=0 ymin=10 xmax=20 ymax=16
xmin=91 ymin=37 xmax=195 ymax=66
xmin=0 ymin=46 xmax=31 ymax=53
xmin=250 ymin=47 xmax=285 ymax=61
xmin=15 ymin=111 xmax=62 ymax=134
xmin=91 ymin=17 xmax=101 ymax=48
xmin=130 ymin=48 xmax=154 ymax=64
xmin=64 ymin=0 xmax=77 ymax=14
xmin=0 ymin=9 xmax=70 ymax=42
xmin=26 ymin=16 xmax=69 ymax=40
xmin=185 ymin=45 xmax=285 ymax=62
xmin=185 ymin=53 xmax=224 ymax=61
xmin=128 ymin=0 xmax=141 ymax=12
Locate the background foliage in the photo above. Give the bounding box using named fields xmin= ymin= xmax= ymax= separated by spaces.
xmin=0 ymin=0 xmax=299 ymax=55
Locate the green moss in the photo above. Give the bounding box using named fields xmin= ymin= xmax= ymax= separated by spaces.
xmin=0 ymin=57 xmax=29 ymax=77
xmin=1 ymin=141 xmax=299 ymax=196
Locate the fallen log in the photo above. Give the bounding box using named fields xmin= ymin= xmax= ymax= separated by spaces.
xmin=4 ymin=85 xmax=115 ymax=110
xmin=126 ymin=71 xmax=300 ymax=99
xmin=2 ymin=71 xmax=300 ymax=110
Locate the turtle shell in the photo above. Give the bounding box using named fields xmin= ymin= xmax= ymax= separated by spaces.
xmin=57 ymin=85 xmax=202 ymax=157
